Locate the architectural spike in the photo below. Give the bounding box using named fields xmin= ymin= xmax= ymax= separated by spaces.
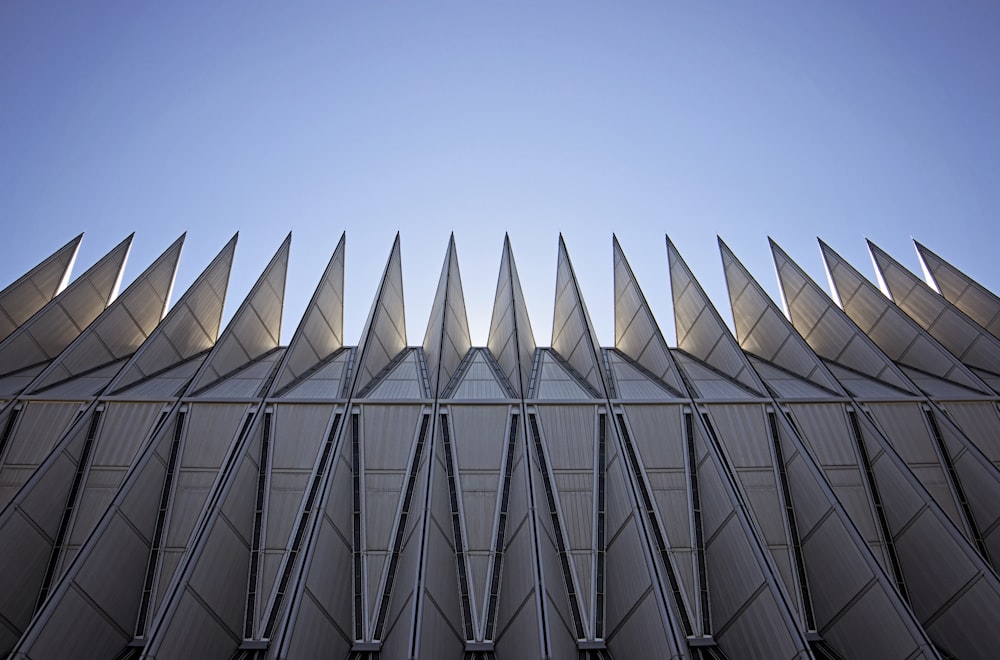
xmin=0 ymin=234 xmax=131 ymax=376
xmin=0 ymin=234 xmax=82 ymax=342
xmin=820 ymin=240 xmax=991 ymax=394
xmin=271 ymin=233 xmax=345 ymax=394
xmin=188 ymin=234 xmax=289 ymax=393
xmin=719 ymin=238 xmax=844 ymax=395
xmin=915 ymin=240 xmax=1000 ymax=340
xmin=667 ymin=235 xmax=765 ymax=394
xmin=612 ymin=235 xmax=686 ymax=393
xmin=770 ymin=239 xmax=919 ymax=395
xmin=550 ymin=235 xmax=607 ymax=396
xmin=870 ymin=240 xmax=1000 ymax=379
xmin=486 ymin=234 xmax=536 ymax=398
xmin=350 ymin=233 xmax=407 ymax=396
xmin=422 ymin=234 xmax=472 ymax=396
xmin=29 ymin=235 xmax=184 ymax=392
xmin=110 ymin=234 xmax=236 ymax=393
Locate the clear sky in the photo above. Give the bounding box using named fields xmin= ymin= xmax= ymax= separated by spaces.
xmin=2 ymin=2 xmax=999 ymax=348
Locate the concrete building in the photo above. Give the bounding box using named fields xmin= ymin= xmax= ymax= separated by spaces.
xmin=0 ymin=231 xmax=998 ymax=659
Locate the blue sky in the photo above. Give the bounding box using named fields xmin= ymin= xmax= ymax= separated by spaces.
xmin=2 ymin=2 xmax=999 ymax=347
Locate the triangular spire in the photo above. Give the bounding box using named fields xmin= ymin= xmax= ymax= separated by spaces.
xmin=110 ymin=234 xmax=237 ymax=393
xmin=770 ymin=239 xmax=918 ymax=394
xmin=870 ymin=240 xmax=1000 ymax=377
xmin=486 ymin=234 xmax=536 ymax=398
xmin=612 ymin=235 xmax=685 ymax=393
xmin=719 ymin=238 xmax=844 ymax=394
xmin=350 ymin=233 xmax=407 ymax=396
xmin=550 ymin=234 xmax=607 ymax=396
xmin=423 ymin=234 xmax=472 ymax=396
xmin=271 ymin=233 xmax=345 ymax=394
xmin=667 ymin=236 xmax=765 ymax=394
xmin=914 ymin=240 xmax=1000 ymax=342
xmin=820 ymin=240 xmax=991 ymax=394
xmin=29 ymin=235 xmax=185 ymax=391
xmin=0 ymin=233 xmax=82 ymax=342
xmin=0 ymin=234 xmax=131 ymax=376
xmin=188 ymin=234 xmax=289 ymax=393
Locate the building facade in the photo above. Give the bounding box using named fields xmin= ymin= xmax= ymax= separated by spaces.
xmin=0 ymin=231 xmax=999 ymax=659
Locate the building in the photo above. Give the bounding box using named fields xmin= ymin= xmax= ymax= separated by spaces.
xmin=0 ymin=231 xmax=999 ymax=659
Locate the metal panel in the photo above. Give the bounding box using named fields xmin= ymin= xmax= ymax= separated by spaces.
xmin=280 ymin=350 xmax=350 ymax=399
xmin=0 ymin=234 xmax=80 ymax=343
xmin=613 ymin=236 xmax=686 ymax=392
xmin=534 ymin=352 xmax=594 ymax=400
xmin=272 ymin=235 xmax=344 ymax=394
xmin=112 ymin=236 xmax=235 ymax=393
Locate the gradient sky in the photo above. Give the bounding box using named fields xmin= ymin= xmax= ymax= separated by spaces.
xmin=2 ymin=2 xmax=999 ymax=348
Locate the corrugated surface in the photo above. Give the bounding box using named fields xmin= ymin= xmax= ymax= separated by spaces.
xmin=533 ymin=351 xmax=595 ymax=400
xmin=364 ymin=349 xmax=425 ymax=399
xmin=674 ymin=351 xmax=758 ymax=399
xmin=281 ymin=349 xmax=350 ymax=399
xmin=449 ymin=350 xmax=510 ymax=400
xmin=609 ymin=351 xmax=677 ymax=400
xmin=196 ymin=350 xmax=282 ymax=399
xmin=750 ymin=357 xmax=837 ymax=399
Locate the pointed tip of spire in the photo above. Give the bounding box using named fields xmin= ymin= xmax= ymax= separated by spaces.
xmin=717 ymin=235 xmax=734 ymax=255
xmin=817 ymin=236 xmax=834 ymax=253
xmin=665 ymin=234 xmax=678 ymax=253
